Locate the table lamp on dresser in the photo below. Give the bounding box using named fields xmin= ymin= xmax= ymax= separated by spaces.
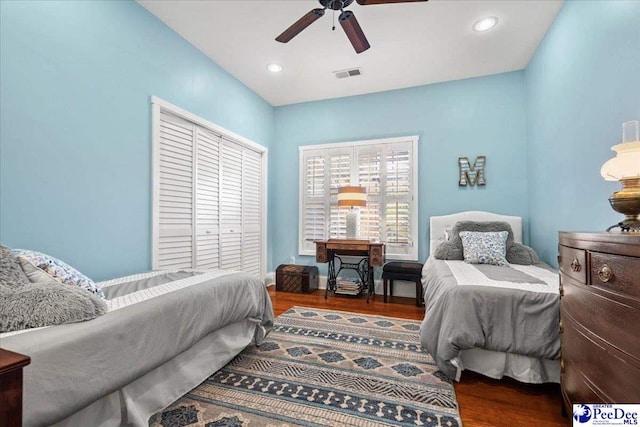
xmin=601 ymin=120 xmax=640 ymax=232
xmin=338 ymin=186 xmax=366 ymax=239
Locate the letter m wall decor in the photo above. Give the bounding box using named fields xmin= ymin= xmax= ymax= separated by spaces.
xmin=458 ymin=156 xmax=486 ymax=186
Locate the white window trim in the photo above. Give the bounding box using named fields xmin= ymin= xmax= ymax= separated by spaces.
xmin=151 ymin=96 xmax=268 ymax=280
xmin=298 ymin=135 xmax=419 ymax=260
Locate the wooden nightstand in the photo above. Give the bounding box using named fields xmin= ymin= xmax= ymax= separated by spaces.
xmin=0 ymin=348 xmax=31 ymax=427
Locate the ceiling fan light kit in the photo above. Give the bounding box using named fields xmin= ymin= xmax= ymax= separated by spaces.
xmin=275 ymin=0 xmax=428 ymax=54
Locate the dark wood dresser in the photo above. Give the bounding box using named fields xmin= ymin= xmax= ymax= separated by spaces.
xmin=0 ymin=348 xmax=31 ymax=427
xmin=558 ymin=232 xmax=640 ymax=411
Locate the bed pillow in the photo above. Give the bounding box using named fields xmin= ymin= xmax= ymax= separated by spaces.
xmin=459 ymin=231 xmax=509 ymax=266
xmin=12 ymin=249 xmax=105 ymax=299
xmin=507 ymin=243 xmax=541 ymax=265
xmin=0 ymin=280 xmax=107 ymax=332
xmin=434 ymin=241 xmax=463 ymax=260
xmin=17 ymin=256 xmax=56 ymax=283
xmin=0 ymin=245 xmax=30 ymax=288
xmin=434 ymin=221 xmax=515 ymax=261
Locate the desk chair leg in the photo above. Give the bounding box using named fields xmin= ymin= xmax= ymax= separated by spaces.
xmin=389 ymin=280 xmax=394 ymax=298
xmin=383 ymin=278 xmax=388 ymax=303
xmin=415 ymin=279 xmax=422 ymax=306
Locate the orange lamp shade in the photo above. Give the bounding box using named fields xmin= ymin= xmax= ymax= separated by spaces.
xmin=338 ymin=186 xmax=366 ymax=207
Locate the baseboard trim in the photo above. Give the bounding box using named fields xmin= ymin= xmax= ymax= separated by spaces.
xmin=266 ymin=272 xmax=418 ymax=298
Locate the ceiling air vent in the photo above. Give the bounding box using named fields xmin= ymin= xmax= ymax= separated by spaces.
xmin=334 ymin=67 xmax=362 ymax=79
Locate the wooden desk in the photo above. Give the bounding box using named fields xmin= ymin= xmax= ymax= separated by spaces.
xmin=0 ymin=348 xmax=31 ymax=427
xmin=315 ymin=239 xmax=385 ymax=302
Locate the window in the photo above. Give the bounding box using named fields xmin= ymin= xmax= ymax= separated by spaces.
xmin=299 ymin=136 xmax=418 ymax=260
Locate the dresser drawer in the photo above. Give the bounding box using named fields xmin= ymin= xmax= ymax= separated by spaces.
xmin=559 ymin=245 xmax=586 ymax=284
xmin=562 ymin=313 xmax=640 ymax=402
xmin=328 ymin=242 xmax=369 ymax=251
xmin=590 ymin=252 xmax=640 ymax=301
xmin=561 ymin=357 xmax=605 ymax=405
xmin=562 ymin=283 xmax=640 ymax=362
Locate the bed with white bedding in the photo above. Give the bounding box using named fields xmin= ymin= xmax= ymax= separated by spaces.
xmin=0 ymin=269 xmax=274 ymax=427
xmin=419 ymin=211 xmax=561 ymax=384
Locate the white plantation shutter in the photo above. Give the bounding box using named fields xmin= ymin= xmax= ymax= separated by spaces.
xmin=301 ymin=154 xmax=326 ymax=252
xmin=219 ymin=139 xmax=243 ymax=271
xmin=328 ymin=152 xmax=352 ymax=239
xmin=357 ymin=148 xmax=382 ymax=242
xmin=299 ymin=136 xmax=418 ymax=260
xmin=157 ymin=112 xmax=194 ymax=269
xmin=195 ymin=127 xmax=220 ymax=269
xmin=383 ymin=144 xmax=413 ymax=255
xmin=152 ymin=98 xmax=266 ymax=277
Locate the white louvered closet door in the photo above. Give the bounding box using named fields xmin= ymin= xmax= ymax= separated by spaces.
xmin=195 ymin=127 xmax=220 ymax=269
xmin=157 ymin=112 xmax=195 ymax=269
xmin=219 ymin=139 xmax=244 ymax=271
xmin=242 ymin=149 xmax=262 ymax=276
xmin=153 ymin=99 xmax=265 ymax=277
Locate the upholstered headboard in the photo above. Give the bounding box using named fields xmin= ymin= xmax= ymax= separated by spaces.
xmin=429 ymin=211 xmax=523 ymax=255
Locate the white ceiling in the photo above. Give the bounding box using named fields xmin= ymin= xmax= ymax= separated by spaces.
xmin=138 ymin=0 xmax=563 ymax=107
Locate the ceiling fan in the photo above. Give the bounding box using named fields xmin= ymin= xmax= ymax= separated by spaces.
xmin=275 ymin=0 xmax=428 ymax=54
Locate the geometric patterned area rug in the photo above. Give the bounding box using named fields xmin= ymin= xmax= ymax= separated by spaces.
xmin=149 ymin=306 xmax=462 ymax=427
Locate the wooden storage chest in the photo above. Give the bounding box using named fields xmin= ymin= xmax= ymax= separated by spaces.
xmin=276 ymin=264 xmax=319 ymax=293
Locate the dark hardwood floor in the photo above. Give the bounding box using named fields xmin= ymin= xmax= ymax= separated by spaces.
xmin=268 ymin=287 xmax=569 ymax=427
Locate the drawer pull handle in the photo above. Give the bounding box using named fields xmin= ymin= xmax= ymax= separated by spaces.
xmin=559 ymin=320 xmax=563 ymax=334
xmin=597 ymin=264 xmax=614 ymax=283
xmin=570 ymin=258 xmax=581 ymax=272
xmin=560 ymin=358 xmax=565 ymax=373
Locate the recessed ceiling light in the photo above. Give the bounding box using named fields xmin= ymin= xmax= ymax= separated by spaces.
xmin=267 ymin=63 xmax=282 ymax=73
xmin=472 ymin=16 xmax=498 ymax=32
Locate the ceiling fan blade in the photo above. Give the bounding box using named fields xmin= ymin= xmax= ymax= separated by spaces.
xmin=356 ymin=0 xmax=428 ymax=5
xmin=339 ymin=11 xmax=370 ymax=54
xmin=276 ymin=8 xmax=325 ymax=43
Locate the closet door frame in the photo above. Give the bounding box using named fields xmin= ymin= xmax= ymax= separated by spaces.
xmin=151 ymin=96 xmax=268 ymax=280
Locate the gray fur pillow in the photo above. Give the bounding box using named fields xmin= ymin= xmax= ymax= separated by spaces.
xmin=0 ymin=245 xmax=30 ymax=287
xmin=450 ymin=221 xmax=515 ymax=253
xmin=434 ymin=221 xmax=515 ymax=260
xmin=0 ymin=280 xmax=107 ymax=332
xmin=434 ymin=242 xmax=463 ymax=260
xmin=433 ymin=222 xmax=542 ymax=265
xmin=507 ymin=243 xmax=541 ymax=265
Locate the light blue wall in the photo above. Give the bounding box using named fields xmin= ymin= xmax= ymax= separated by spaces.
xmin=525 ymin=0 xmax=640 ymax=265
xmin=271 ymin=71 xmax=528 ymax=270
xmin=4 ymin=1 xmax=633 ymax=280
xmin=0 ymin=1 xmax=274 ymax=280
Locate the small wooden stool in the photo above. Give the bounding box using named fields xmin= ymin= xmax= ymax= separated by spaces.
xmin=382 ymin=262 xmax=424 ymax=306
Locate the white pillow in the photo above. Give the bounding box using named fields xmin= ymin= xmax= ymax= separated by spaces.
xmin=12 ymin=249 xmax=105 ymax=299
xmin=17 ymin=256 xmax=56 ymax=283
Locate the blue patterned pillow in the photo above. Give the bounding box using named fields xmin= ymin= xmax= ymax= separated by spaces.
xmin=12 ymin=249 xmax=105 ymax=299
xmin=459 ymin=231 xmax=509 ymax=266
